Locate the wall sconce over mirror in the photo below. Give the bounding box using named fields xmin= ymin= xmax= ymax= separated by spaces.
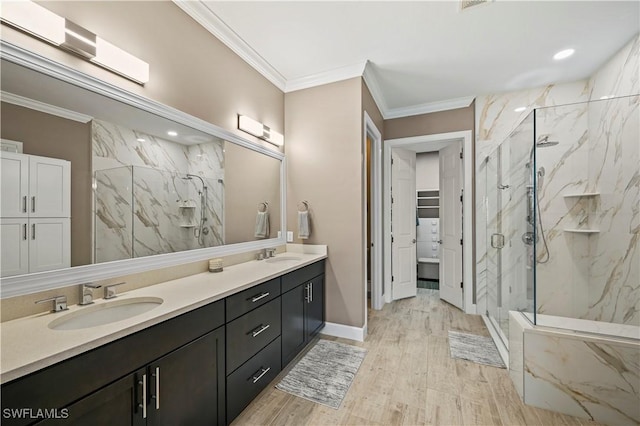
xmin=238 ymin=115 xmax=284 ymax=147
xmin=0 ymin=0 xmax=149 ymax=84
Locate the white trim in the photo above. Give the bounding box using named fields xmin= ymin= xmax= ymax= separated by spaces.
xmin=363 ymin=111 xmax=384 ymax=312
xmin=383 ymin=131 xmax=476 ymax=314
xmin=169 ymin=6 xmax=473 ymax=118
xmin=0 ymin=42 xmax=284 ymax=161
xmin=1 ymin=90 xmax=93 ymax=123
xmin=384 ymin=96 xmax=476 ymax=119
xmin=320 ymin=322 xmax=366 ymax=342
xmin=0 ymin=41 xmax=287 ymax=298
xmin=362 ymin=62 xmax=389 ymax=116
xmin=285 ymin=61 xmax=367 ymax=93
xmin=171 ymin=0 xmax=286 ymax=91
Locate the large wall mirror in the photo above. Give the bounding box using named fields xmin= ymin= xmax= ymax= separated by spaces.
xmin=0 ymin=43 xmax=285 ymax=298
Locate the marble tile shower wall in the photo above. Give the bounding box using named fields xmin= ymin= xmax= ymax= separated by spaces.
xmin=92 ymin=120 xmax=224 ymax=263
xmin=475 ymin=34 xmax=639 ymax=326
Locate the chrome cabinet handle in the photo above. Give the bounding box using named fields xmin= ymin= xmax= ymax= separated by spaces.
xmin=32 ymin=223 xmax=35 ymax=240
xmin=310 ymin=282 xmax=313 ymax=303
xmin=250 ymin=292 xmax=270 ymax=303
xmin=138 ymin=374 xmax=147 ymax=419
xmin=250 ymin=324 xmax=270 ymax=337
xmin=251 ymin=367 xmax=271 ymax=384
xmin=23 ymin=223 xmax=27 ymax=240
xmin=31 ymin=196 xmax=35 ymax=213
xmin=22 ymin=196 xmax=27 ymax=213
xmin=151 ymin=367 xmax=160 ymax=410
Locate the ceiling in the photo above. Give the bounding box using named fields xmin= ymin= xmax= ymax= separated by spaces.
xmin=177 ymin=0 xmax=639 ymax=118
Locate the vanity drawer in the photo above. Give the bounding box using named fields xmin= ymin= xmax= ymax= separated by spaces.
xmin=281 ymin=260 xmax=325 ymax=293
xmin=226 ymin=277 xmax=281 ymax=321
xmin=226 ymin=336 xmax=281 ymax=423
xmin=226 ymin=298 xmax=281 ymax=374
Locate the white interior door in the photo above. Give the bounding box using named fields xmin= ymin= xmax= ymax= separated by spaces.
xmin=391 ymin=148 xmax=417 ymax=300
xmin=439 ymin=142 xmax=464 ymax=309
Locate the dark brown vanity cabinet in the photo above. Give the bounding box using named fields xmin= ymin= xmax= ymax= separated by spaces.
xmin=225 ymin=280 xmax=283 ymax=424
xmin=281 ymin=261 xmax=325 ymax=366
xmin=2 ymin=259 xmax=326 ymax=426
xmin=2 ymin=301 xmax=226 ymax=426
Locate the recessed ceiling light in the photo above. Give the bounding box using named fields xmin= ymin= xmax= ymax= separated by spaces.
xmin=553 ymin=49 xmax=575 ymax=61
xmin=514 ymin=106 xmax=527 ymax=112
xmin=599 ymin=95 xmax=613 ymax=100
xmin=167 ymin=131 xmax=178 ymax=137
xmin=137 ymin=138 xmax=145 ymax=142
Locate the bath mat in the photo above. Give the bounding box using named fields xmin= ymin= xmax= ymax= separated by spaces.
xmin=275 ymin=339 xmax=367 ymax=409
xmin=448 ymin=330 xmax=506 ymax=368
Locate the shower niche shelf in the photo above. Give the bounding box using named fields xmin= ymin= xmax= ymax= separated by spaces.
xmin=563 ymin=192 xmax=600 ymax=198
xmin=563 ymin=228 xmax=600 ymax=234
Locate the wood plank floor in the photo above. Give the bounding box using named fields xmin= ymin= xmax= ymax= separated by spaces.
xmin=232 ymin=289 xmax=603 ymax=426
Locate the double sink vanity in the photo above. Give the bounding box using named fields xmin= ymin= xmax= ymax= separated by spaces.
xmin=1 ymin=246 xmax=327 ymax=425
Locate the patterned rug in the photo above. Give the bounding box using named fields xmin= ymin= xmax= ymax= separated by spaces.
xmin=448 ymin=330 xmax=506 ymax=368
xmin=275 ymin=339 xmax=367 ymax=409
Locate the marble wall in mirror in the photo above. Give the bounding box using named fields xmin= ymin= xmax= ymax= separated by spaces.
xmin=0 ymin=58 xmax=281 ymax=278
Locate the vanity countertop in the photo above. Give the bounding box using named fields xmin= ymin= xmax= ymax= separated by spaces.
xmin=0 ymin=246 xmax=327 ymax=384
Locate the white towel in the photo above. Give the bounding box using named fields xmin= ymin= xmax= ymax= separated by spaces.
xmin=298 ymin=211 xmax=310 ymax=239
xmin=254 ymin=211 xmax=269 ymax=238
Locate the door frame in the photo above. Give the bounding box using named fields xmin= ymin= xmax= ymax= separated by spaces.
xmin=383 ymin=130 xmax=475 ymax=314
xmin=363 ymin=112 xmax=383 ymax=315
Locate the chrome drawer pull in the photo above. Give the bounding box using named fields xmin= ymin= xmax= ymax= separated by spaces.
xmin=251 ymin=367 xmax=271 ymax=384
xmin=249 ymin=292 xmax=270 ymax=303
xmin=138 ymin=374 xmax=147 ymax=419
xmin=152 ymin=366 xmax=160 ymax=409
xmin=31 ymin=196 xmax=35 ymax=213
xmin=250 ymin=324 xmax=270 ymax=337
xmin=22 ymin=196 xmax=27 ymax=213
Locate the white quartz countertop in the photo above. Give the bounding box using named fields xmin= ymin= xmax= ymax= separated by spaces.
xmin=1 ymin=247 xmax=327 ymax=384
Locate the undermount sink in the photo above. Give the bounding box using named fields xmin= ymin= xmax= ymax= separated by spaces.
xmin=49 ymin=297 xmax=163 ymax=331
xmin=265 ymin=256 xmax=302 ymax=264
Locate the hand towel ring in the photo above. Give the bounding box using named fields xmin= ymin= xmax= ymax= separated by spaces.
xmin=297 ymin=201 xmax=309 ymax=212
xmin=258 ymin=201 xmax=269 ymax=212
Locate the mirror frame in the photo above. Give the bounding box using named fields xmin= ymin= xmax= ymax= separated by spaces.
xmin=0 ymin=41 xmax=287 ymax=299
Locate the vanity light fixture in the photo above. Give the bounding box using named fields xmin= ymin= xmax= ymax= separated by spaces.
xmin=238 ymin=115 xmax=284 ymax=147
xmin=0 ymin=0 xmax=149 ymax=84
xmin=514 ymin=106 xmax=527 ymax=112
xmin=553 ymin=48 xmax=575 ymax=61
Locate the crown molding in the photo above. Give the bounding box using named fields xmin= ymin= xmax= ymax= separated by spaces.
xmin=362 ymin=61 xmax=389 ymax=115
xmin=285 ymin=61 xmax=367 ymax=93
xmin=384 ymin=96 xmax=476 ymax=119
xmin=173 ymin=1 xmax=476 ymax=118
xmin=172 ymin=0 xmax=286 ymax=91
xmin=1 ymin=90 xmax=93 ymax=123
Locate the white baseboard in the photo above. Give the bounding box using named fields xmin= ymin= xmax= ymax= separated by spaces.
xmin=320 ymin=322 xmax=366 ymax=342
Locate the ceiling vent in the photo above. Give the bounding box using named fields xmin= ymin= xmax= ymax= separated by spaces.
xmin=459 ymin=0 xmax=491 ymax=12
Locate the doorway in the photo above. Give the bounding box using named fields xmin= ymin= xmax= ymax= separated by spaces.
xmin=383 ymin=131 xmax=475 ymax=314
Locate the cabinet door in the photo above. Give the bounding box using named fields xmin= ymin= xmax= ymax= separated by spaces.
xmin=281 ymin=285 xmax=305 ymax=366
xmin=1 ymin=152 xmax=28 ymax=218
xmin=0 ymin=218 xmax=29 ymax=277
xmin=147 ymin=328 xmax=225 ymax=426
xmin=306 ymin=275 xmax=325 ymax=339
xmin=28 ymin=218 xmax=70 ymax=273
xmin=29 ymin=155 xmax=70 ymax=218
xmin=36 ymin=368 xmax=146 ymax=426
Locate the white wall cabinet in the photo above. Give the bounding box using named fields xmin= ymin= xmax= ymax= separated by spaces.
xmin=1 ymin=152 xmax=71 ymax=277
xmin=1 ymin=152 xmax=70 ymax=218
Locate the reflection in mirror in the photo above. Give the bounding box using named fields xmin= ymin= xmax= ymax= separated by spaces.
xmin=0 ymin=58 xmax=282 ymax=278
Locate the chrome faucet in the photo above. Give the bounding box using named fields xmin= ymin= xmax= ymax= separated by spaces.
xmin=35 ymin=295 xmax=68 ymax=313
xmin=79 ymin=283 xmax=102 ymax=305
xmin=265 ymin=248 xmax=277 ymax=258
xmin=104 ymin=282 xmax=126 ymax=300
